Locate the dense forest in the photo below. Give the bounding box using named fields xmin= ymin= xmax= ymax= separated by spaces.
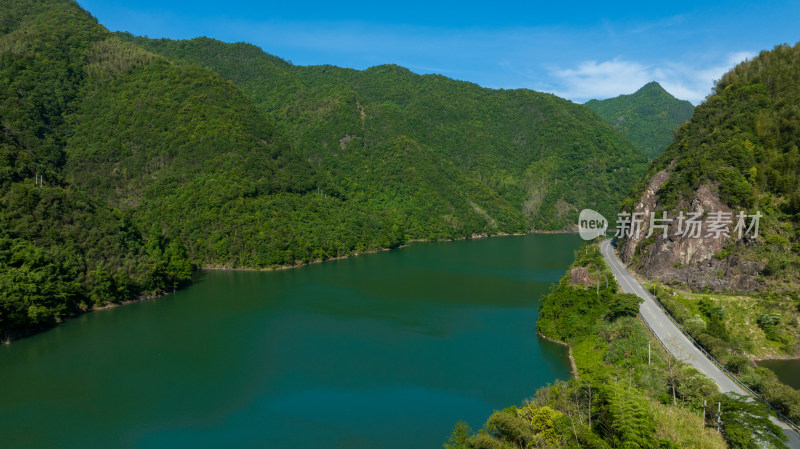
xmin=0 ymin=0 xmax=653 ymax=339
xmin=586 ymin=82 xmax=695 ymax=159
xmin=117 ymin=34 xmax=649 ymax=232
xmin=3 ymin=1 xmax=799 ymax=447
xmin=448 ymin=243 xmax=788 ymax=449
xmin=0 ymin=0 xmax=194 ymax=339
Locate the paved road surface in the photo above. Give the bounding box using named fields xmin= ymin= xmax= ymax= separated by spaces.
xmin=600 ymin=239 xmax=800 ymax=448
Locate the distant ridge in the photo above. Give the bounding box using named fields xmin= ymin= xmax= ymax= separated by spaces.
xmin=586 ymin=82 xmax=695 ymax=159
xmin=120 ymin=34 xmax=649 ymax=232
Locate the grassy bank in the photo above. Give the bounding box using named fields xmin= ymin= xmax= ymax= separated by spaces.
xmin=651 ymin=284 xmax=800 ymax=425
xmin=651 ymin=286 xmax=799 ymax=359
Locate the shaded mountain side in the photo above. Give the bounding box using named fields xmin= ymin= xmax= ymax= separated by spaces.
xmin=617 ymin=43 xmax=800 ymax=294
xmin=586 ymin=82 xmax=695 ymax=159
xmin=0 ymin=0 xmax=192 ymax=339
xmin=119 ymin=35 xmax=649 ymax=231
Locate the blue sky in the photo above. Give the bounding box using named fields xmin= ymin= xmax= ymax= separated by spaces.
xmin=78 ymin=0 xmax=800 ymax=104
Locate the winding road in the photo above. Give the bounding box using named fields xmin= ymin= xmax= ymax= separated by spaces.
xmin=600 ymin=239 xmax=800 ymax=448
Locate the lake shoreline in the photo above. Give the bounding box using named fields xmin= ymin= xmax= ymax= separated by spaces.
xmin=1 ymin=233 xmax=579 ymax=448
xmin=751 ymin=355 xmax=800 ymax=361
xmin=3 ymin=229 xmax=578 ymax=344
xmin=200 ymin=230 xmax=535 ymax=272
xmin=1 ymin=292 xmax=163 ymax=344
xmin=537 ymin=332 xmax=578 ymax=377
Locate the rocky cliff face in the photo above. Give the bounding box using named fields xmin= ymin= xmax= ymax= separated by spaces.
xmin=618 ymin=160 xmax=763 ymax=292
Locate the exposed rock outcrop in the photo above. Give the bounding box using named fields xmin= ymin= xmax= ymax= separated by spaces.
xmin=619 ymin=165 xmax=672 ymax=262
xmin=618 ymin=161 xmax=763 ymax=292
xmin=568 ymin=267 xmax=594 ymax=287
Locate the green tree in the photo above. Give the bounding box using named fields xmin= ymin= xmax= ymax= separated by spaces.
xmin=595 ymin=383 xmax=656 ymax=448
xmin=444 ymin=421 xmax=472 ymax=449
xmin=607 ymin=293 xmax=643 ymax=321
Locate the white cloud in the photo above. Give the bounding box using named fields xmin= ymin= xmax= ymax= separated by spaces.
xmin=548 ymin=51 xmax=757 ymax=105
xmin=550 ymin=58 xmax=654 ymax=100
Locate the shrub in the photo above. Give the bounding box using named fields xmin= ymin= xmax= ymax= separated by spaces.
xmin=607 ymin=293 xmax=643 ymax=321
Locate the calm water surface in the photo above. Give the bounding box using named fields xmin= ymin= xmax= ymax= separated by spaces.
xmin=757 ymin=359 xmax=800 ymax=389
xmin=0 ymin=234 xmax=579 ymax=448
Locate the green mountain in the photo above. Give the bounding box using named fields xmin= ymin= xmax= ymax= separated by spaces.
xmin=618 ymin=43 xmax=800 ymax=293
xmin=586 ymin=82 xmax=695 ymax=159
xmin=0 ymin=0 xmax=195 ymax=339
xmin=118 ymin=35 xmax=649 ymax=232
xmin=0 ymin=0 xmax=390 ymax=339
xmin=1 ymin=0 xmax=647 ymax=339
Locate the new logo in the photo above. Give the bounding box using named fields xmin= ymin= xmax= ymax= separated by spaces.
xmin=578 ymin=209 xmax=608 ymax=240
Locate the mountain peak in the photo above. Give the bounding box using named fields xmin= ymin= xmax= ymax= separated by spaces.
xmin=637 ymin=81 xmax=667 ymax=95
xmin=585 ymin=81 xmax=695 ymax=159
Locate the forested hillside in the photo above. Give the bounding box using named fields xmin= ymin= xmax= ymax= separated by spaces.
xmin=586 ymin=82 xmax=695 ymax=159
xmin=609 ymin=43 xmax=800 ymax=439
xmin=0 ymin=0 xmax=394 ymax=339
xmin=618 ymin=43 xmax=800 ymax=293
xmin=0 ymin=0 xmax=194 ymax=340
xmin=118 ymin=35 xmax=649 ymax=231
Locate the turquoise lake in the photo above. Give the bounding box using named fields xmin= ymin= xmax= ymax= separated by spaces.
xmin=0 ymin=234 xmax=580 ymax=448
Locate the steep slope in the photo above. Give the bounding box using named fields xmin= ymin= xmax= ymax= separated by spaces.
xmin=0 ymin=0 xmax=650 ymax=340
xmin=0 ymin=0 xmax=192 ymax=340
xmin=586 ymin=82 xmax=695 ymax=159
xmin=120 ymin=35 xmax=649 ymax=231
xmin=617 ymin=43 xmax=800 ymax=293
